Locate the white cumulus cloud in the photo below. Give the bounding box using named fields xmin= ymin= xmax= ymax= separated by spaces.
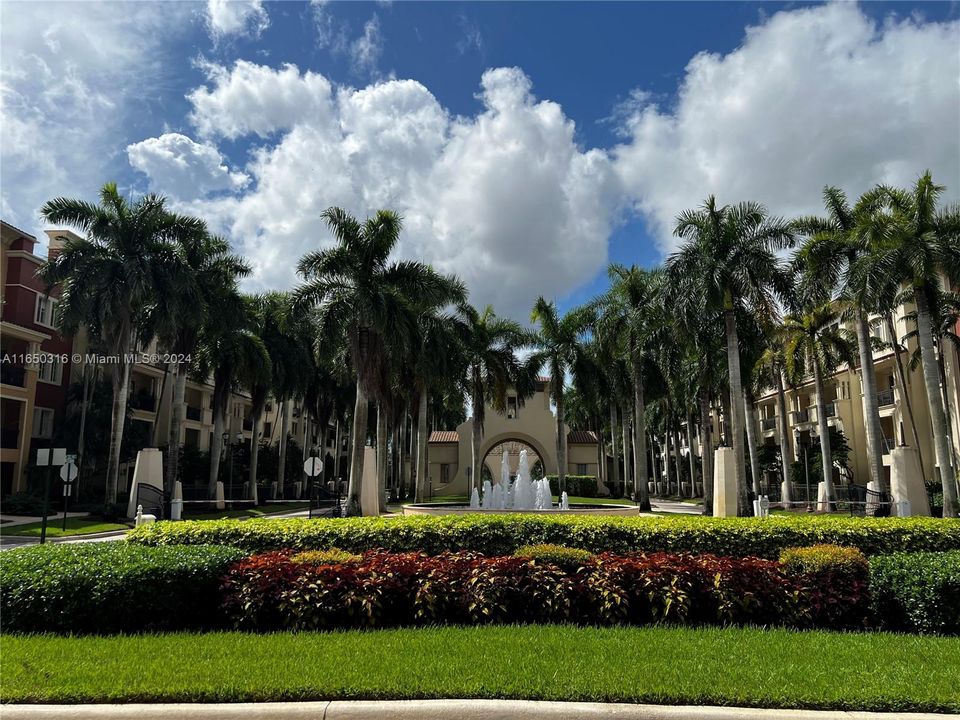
xmin=127 ymin=133 xmax=249 ymax=198
xmin=205 ymin=0 xmax=269 ymax=41
xmin=611 ymin=3 xmax=960 ymax=251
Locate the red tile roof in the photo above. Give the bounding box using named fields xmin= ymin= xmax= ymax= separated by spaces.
xmin=567 ymin=430 xmax=599 ymax=444
xmin=428 ymin=430 xmax=460 ymax=443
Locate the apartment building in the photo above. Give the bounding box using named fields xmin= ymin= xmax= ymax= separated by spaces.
xmin=1 ymin=222 xmax=345 ymax=499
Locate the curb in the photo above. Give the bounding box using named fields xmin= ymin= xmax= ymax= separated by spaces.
xmin=1 ymin=700 xmax=954 ymax=719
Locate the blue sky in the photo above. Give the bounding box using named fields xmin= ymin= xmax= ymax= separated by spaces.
xmin=2 ymin=1 xmax=958 ymax=320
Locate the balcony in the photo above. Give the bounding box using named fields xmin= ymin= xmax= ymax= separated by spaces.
xmin=823 ymin=402 xmax=836 ymax=418
xmin=186 ymin=405 xmax=202 ymax=422
xmin=760 ymin=417 xmax=777 ymax=431
xmin=0 ymin=427 xmax=19 ymax=449
xmin=129 ymin=392 xmax=156 ymax=412
xmin=0 ymin=365 xmax=26 ymax=387
xmin=791 ymin=409 xmax=809 ymax=424
xmin=876 ymin=389 xmax=895 ymax=407
xmin=882 ymin=436 xmax=896 ymax=455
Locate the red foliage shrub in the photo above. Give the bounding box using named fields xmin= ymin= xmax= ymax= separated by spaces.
xmin=221 ymin=549 xmax=814 ymax=631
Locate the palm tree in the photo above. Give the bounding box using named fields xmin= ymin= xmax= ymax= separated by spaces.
xmin=854 ymin=172 xmax=960 ymax=516
xmin=782 ymin=303 xmax=856 ymax=505
xmin=295 ymin=208 xmax=463 ymax=515
xmin=793 ymin=187 xmax=887 ymax=493
xmin=600 ymin=265 xmax=664 ymax=510
xmin=667 ymin=197 xmax=794 ymax=515
xmin=528 ymin=298 xmax=593 ymax=494
xmin=754 ymin=342 xmax=794 ymax=505
xmin=39 ymin=182 xmax=205 ymax=505
xmin=149 ymin=232 xmax=249 ymax=494
xmin=195 ymin=290 xmax=270 ymax=498
xmin=460 ymin=304 xmax=535 ymax=493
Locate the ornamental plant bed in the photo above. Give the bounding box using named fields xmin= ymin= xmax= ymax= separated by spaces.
xmin=221 ymin=548 xmax=837 ymax=631
xmin=127 ymin=513 xmax=960 ymax=558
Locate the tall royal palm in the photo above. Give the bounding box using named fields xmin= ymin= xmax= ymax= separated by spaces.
xmin=196 ymin=290 xmax=270 ymax=498
xmin=529 ymin=298 xmax=593 ymax=495
xmin=858 ymin=172 xmax=960 ymax=515
xmin=39 ymin=182 xmax=205 ymax=505
xmin=667 ymin=197 xmax=794 ymax=515
xmin=782 ymin=303 xmax=856 ymax=505
xmin=793 ymin=187 xmax=887 ymax=493
xmin=295 ymin=208 xmax=462 ymax=515
xmin=460 ymin=305 xmax=535 ymax=493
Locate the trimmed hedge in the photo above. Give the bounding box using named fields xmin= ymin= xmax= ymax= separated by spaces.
xmin=546 ymin=475 xmax=600 ymax=498
xmin=514 ymin=544 xmax=594 ymax=570
xmin=870 ymin=551 xmax=960 ymax=634
xmin=780 ymin=545 xmax=871 ymax=629
xmin=0 ymin=543 xmax=245 ymax=634
xmin=222 ymin=550 xmax=804 ymax=630
xmin=129 ymin=514 xmax=960 ymax=558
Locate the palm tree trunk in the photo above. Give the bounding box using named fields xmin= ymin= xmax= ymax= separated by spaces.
xmin=723 ymin=307 xmax=750 ymax=516
xmin=333 ymin=417 xmax=341 ymax=483
xmin=106 ymin=359 xmax=131 ymax=506
xmin=663 ymin=431 xmax=672 ymax=495
xmin=249 ymin=411 xmax=261 ymax=503
xmin=855 ymin=311 xmax=886 ymax=492
xmin=812 ymin=360 xmax=835 ymax=504
xmin=632 ymin=368 xmax=650 ymax=510
xmin=687 ymin=412 xmax=696 ymax=498
xmin=776 ymin=371 xmax=792 ymax=506
xmin=471 ymin=407 xmax=483 ymax=495
xmin=915 ymin=290 xmax=958 ymax=516
xmin=937 ymin=351 xmax=960 ymax=480
xmin=76 ymin=364 xmax=91 ymax=497
xmin=208 ymin=391 xmax=227 ymax=498
xmin=151 ymin=362 xmax=171 ymax=447
xmin=699 ymin=393 xmax=714 ymax=515
xmin=165 ymin=366 xmax=186 ymax=494
xmin=650 ymin=433 xmax=659 ymax=497
xmin=376 ymin=404 xmax=388 ymax=513
xmin=556 ymin=389 xmax=567 ymax=495
xmin=888 ymin=314 xmax=924 ymax=476
xmin=608 ymin=403 xmax=620 ymax=493
xmin=277 ymin=399 xmax=290 ymax=499
xmin=620 ymin=405 xmax=630 ymax=496
xmin=743 ymin=390 xmax=761 ymax=498
xmin=346 ymin=385 xmax=369 ymax=515
xmin=416 ymin=391 xmax=429 ymax=502
xmin=398 ymin=410 xmax=407 ymax=499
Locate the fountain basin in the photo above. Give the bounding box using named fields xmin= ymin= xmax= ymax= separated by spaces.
xmin=401 ymin=502 xmax=640 ymax=516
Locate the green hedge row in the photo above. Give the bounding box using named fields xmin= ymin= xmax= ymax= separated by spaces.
xmin=0 ymin=543 xmax=245 ymax=634
xmin=870 ymin=551 xmax=960 ymax=634
xmin=545 ymin=475 xmax=600 ymax=498
xmin=127 ymin=514 xmax=960 ymax=558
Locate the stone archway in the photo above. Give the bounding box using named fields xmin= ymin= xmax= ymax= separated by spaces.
xmin=478 ymin=431 xmax=554 ymax=484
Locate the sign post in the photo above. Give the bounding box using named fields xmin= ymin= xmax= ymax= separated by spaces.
xmin=303 ymin=455 xmax=324 ymax=519
xmin=60 ymin=461 xmax=78 ymax=531
xmin=36 ymin=448 xmax=66 ymax=544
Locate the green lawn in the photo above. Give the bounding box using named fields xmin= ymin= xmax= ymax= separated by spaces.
xmin=182 ymin=502 xmax=312 ymax=521
xmin=2 ymin=625 xmax=957 ymax=711
xmin=0 ymin=517 xmax=129 ymax=538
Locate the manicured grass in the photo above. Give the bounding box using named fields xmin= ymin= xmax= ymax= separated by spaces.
xmin=0 ymin=517 xmax=128 ymax=538
xmin=2 ymin=625 xmax=958 ymax=711
xmin=183 ymin=502 xmax=311 ymax=521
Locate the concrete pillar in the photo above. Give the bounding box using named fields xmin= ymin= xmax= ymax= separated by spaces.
xmin=890 ymin=446 xmax=930 ymax=516
xmin=360 ymin=445 xmax=379 ymax=516
xmin=713 ymin=446 xmax=738 ymax=517
xmin=126 ymin=448 xmax=164 ymax=519
xmin=215 ymin=481 xmax=225 ymax=510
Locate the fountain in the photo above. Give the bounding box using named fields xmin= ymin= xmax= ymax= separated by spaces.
xmin=403 ymin=445 xmax=638 ymax=516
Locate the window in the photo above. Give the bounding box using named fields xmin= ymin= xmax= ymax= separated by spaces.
xmin=264 ymin=422 xmax=272 ymax=438
xmin=440 ymin=464 xmax=450 ymax=483
xmin=506 ymin=396 xmax=518 ymax=419
xmin=576 ymin=463 xmax=588 ymax=475
xmin=34 ymin=295 xmax=57 ymax=327
xmin=37 ymin=355 xmax=62 ymax=385
xmin=32 ymin=407 xmax=54 ymax=439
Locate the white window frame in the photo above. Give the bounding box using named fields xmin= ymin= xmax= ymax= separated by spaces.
xmin=37 ymin=355 xmax=63 ymax=385
xmin=32 ymin=407 xmax=54 ymax=439
xmin=34 ymin=294 xmax=57 ymax=328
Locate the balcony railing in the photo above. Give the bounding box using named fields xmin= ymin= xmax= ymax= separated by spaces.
xmin=824 ymin=402 xmax=836 ymax=418
xmin=791 ymin=409 xmax=809 ymax=424
xmin=760 ymin=417 xmax=777 ymax=431
xmin=186 ymin=405 xmax=202 ymax=422
xmin=883 ymin=436 xmax=896 ymax=454
xmin=0 ymin=365 xmax=26 ymax=387
xmin=876 ymin=388 xmax=895 ymax=407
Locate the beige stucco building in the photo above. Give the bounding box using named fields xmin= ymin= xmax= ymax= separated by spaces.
xmin=427 ymin=377 xmax=600 ymax=497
